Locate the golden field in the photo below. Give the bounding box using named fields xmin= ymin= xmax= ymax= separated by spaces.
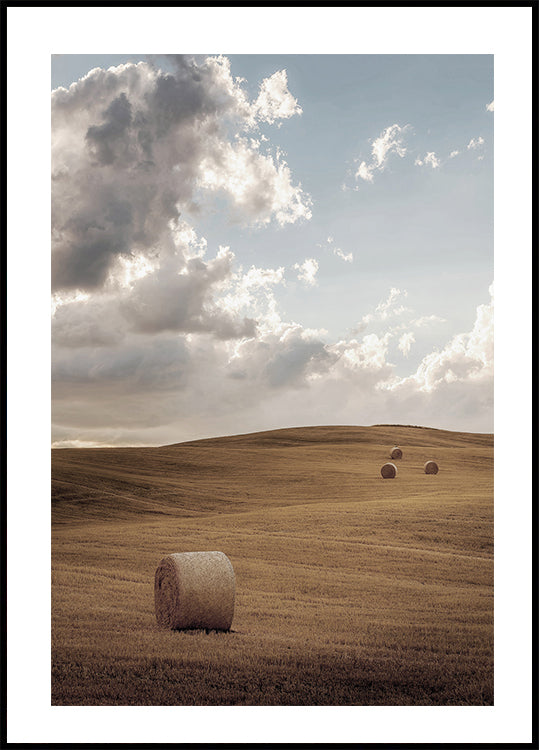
xmin=51 ymin=424 xmax=493 ymax=705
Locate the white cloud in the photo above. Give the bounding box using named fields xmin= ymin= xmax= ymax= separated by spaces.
xmin=486 ymin=100 xmax=494 ymax=112
xmin=465 ymin=282 xmax=494 ymax=369
xmin=239 ymin=265 xmax=285 ymax=290
xmin=293 ymin=258 xmax=319 ymax=287
xmin=371 ymin=124 xmax=408 ymax=167
xmin=334 ymin=247 xmax=354 ymax=263
xmin=355 ymin=160 xmax=375 ymax=182
xmin=170 ymin=219 xmax=208 ymax=262
xmin=320 ymin=235 xmax=353 ymax=263
xmin=398 ymin=332 xmax=415 ymax=356
xmin=332 ymin=333 xmax=392 ymax=373
xmin=113 ymin=253 xmax=159 ymax=289
xmin=467 ymin=136 xmax=485 ymax=150
xmin=388 ymin=284 xmax=493 ymax=393
xmin=355 ymin=123 xmax=409 ymax=183
xmin=375 ymin=287 xmax=410 ymax=319
xmin=198 ymin=137 xmax=312 ymax=227
xmin=253 ymin=70 xmax=302 ymax=124
xmin=449 ymin=149 xmax=460 ymax=158
xmin=415 ymin=151 xmax=441 ymax=169
xmin=218 ymin=264 xmax=285 ymax=319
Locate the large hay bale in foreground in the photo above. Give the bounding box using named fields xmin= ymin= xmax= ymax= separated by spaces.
xmin=381 ymin=462 xmax=397 ymax=479
xmin=424 ymin=460 xmax=439 ymax=474
xmin=154 ymin=551 xmax=235 ymax=631
xmin=390 ymin=446 xmax=403 ymax=459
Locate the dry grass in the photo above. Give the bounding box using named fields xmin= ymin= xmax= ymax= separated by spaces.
xmin=51 ymin=424 xmax=493 ymax=705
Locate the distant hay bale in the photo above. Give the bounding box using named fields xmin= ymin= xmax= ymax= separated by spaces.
xmin=154 ymin=551 xmax=235 ymax=631
xmin=381 ymin=462 xmax=397 ymax=479
xmin=390 ymin=446 xmax=403 ymax=459
xmin=424 ymin=460 xmax=439 ymax=475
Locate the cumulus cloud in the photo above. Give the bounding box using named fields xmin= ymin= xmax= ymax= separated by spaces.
xmin=330 ymin=333 xmax=392 ymax=374
xmin=371 ymin=124 xmax=409 ymax=167
xmin=293 ymin=258 xmax=319 ymax=287
xmin=52 ymin=223 xmax=259 ymax=346
xmin=215 ymin=263 xmax=287 ymax=341
xmin=356 ymin=161 xmax=375 ymax=183
xmin=467 ymin=136 xmax=485 ymax=150
xmin=334 ymin=248 xmax=353 ymax=263
xmin=52 ymin=56 xmax=310 ymax=293
xmin=398 ymin=332 xmax=415 ymax=357
xmin=355 ymin=123 xmax=410 ymax=183
xmin=198 ymin=137 xmax=311 ymax=226
xmin=387 ymin=284 xmax=493 ymax=393
xmin=252 ymin=70 xmax=302 ymax=124
xmin=119 ymin=248 xmax=258 ymax=340
xmin=375 ymin=288 xmax=410 ymax=319
xmin=449 ymin=149 xmax=460 ymax=158
xmin=415 ymin=151 xmax=441 ymax=168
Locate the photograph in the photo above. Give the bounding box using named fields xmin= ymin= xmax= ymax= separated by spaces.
xmin=51 ymin=51 xmax=495 ymax=706
xmin=4 ymin=4 xmax=534 ymax=746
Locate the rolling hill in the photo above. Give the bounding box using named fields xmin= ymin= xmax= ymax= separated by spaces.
xmin=51 ymin=424 xmax=493 ymax=705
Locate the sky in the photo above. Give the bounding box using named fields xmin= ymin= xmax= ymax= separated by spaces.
xmin=50 ymin=53 xmax=495 ymax=447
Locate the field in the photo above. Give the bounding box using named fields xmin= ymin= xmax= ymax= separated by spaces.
xmin=51 ymin=424 xmax=493 ymax=705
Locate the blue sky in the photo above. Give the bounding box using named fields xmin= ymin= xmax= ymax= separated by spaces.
xmin=51 ymin=53 xmax=494 ymax=446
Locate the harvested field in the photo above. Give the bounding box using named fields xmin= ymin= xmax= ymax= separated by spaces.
xmin=51 ymin=424 xmax=493 ymax=705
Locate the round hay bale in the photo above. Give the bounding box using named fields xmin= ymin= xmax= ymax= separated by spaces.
xmin=424 ymin=460 xmax=439 ymax=475
xmin=154 ymin=551 xmax=235 ymax=631
xmin=390 ymin=446 xmax=403 ymax=459
xmin=380 ymin=462 xmax=397 ymax=479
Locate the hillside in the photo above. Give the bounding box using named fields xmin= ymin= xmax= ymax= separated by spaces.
xmin=52 ymin=424 xmax=492 ymax=522
xmin=51 ymin=424 xmax=493 ymax=705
